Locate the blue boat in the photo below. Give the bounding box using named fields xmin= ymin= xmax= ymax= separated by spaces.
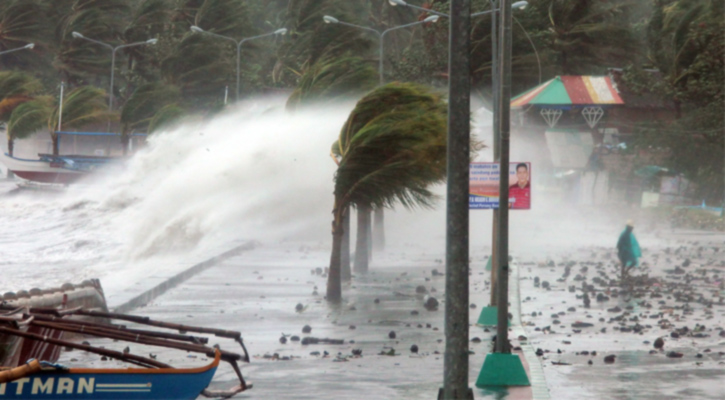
xmin=0 ymin=350 xmax=234 ymax=400
xmin=0 ymin=307 xmax=251 ymax=399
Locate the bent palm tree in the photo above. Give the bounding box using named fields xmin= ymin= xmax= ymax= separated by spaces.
xmin=327 ymin=82 xmax=448 ymax=302
xmin=48 ymin=86 xmax=115 ymax=154
xmin=120 ymin=83 xmax=181 ymax=153
xmin=0 ymin=71 xmax=45 ymax=156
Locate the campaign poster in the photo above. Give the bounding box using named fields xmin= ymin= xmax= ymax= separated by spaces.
xmin=470 ymin=162 xmax=531 ymax=210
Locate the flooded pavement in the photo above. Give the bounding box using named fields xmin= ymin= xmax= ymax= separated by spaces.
xmin=58 ymin=244 xmax=534 ymax=399
xmin=517 ymin=230 xmax=725 ymax=400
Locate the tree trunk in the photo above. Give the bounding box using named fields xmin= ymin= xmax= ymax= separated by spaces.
xmin=327 ymin=208 xmax=344 ymax=302
xmin=341 ymin=206 xmax=351 ymax=281
xmin=354 ymin=204 xmax=370 ymax=273
xmin=373 ymin=207 xmax=385 ymax=252
xmin=8 ymin=138 xmax=13 ymax=157
xmin=121 ymin=134 xmax=130 ymax=156
xmin=52 ymin=135 xmax=59 ymax=156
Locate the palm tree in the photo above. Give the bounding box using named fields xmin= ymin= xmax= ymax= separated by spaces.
xmin=148 ymin=103 xmax=186 ymax=133
xmin=0 ymin=71 xmax=44 ymax=156
xmin=120 ymin=82 xmax=181 ymax=154
xmin=6 ymin=96 xmax=54 ymax=155
xmin=48 ymin=86 xmax=115 ymax=155
xmin=0 ymin=0 xmax=49 ymax=69
xmin=286 ymin=56 xmax=378 ymax=111
xmin=327 ymin=82 xmax=448 ymax=302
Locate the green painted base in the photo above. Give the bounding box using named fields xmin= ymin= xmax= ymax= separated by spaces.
xmin=476 ymin=353 xmax=531 ymax=387
xmin=476 ymin=306 xmax=511 ymax=327
xmin=485 ymin=257 xmax=492 ymax=271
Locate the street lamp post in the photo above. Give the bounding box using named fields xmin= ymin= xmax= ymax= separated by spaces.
xmin=323 ymin=15 xmax=439 ymax=85
xmin=190 ymin=26 xmax=287 ymax=102
xmin=390 ymin=0 xmax=528 ymax=18
xmin=0 ymin=43 xmax=35 ymax=56
xmin=71 ymin=32 xmax=158 ymax=111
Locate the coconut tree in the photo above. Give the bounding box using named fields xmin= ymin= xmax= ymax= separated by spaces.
xmin=6 ymin=96 xmax=54 ymax=155
xmin=286 ymin=56 xmax=378 ymax=111
xmin=148 ymin=103 xmax=186 ymax=133
xmin=120 ymin=82 xmax=181 ymax=154
xmin=47 ymin=86 xmax=115 ymax=155
xmin=0 ymin=71 xmax=45 ymax=156
xmin=0 ymin=0 xmax=49 ymax=70
xmin=327 ymin=82 xmax=448 ymax=302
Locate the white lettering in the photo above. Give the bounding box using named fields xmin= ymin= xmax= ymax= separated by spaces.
xmin=13 ymin=378 xmax=29 ymax=395
xmin=78 ymin=377 xmax=95 ymax=394
xmin=32 ymin=377 xmax=54 ymax=394
xmin=56 ymin=378 xmax=74 ymax=394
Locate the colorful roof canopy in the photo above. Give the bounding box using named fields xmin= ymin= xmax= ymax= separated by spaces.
xmin=511 ymin=76 xmax=624 ymax=109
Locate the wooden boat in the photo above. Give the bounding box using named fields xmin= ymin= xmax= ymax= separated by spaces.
xmin=1 ymin=280 xmax=108 ymax=367
xmin=0 ymin=349 xmax=245 ymax=399
xmin=1 ymin=131 xmax=145 ymax=185
xmin=0 ymin=307 xmax=252 ymax=399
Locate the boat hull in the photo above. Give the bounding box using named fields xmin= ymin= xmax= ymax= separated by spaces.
xmin=0 ymin=154 xmax=84 ymax=185
xmin=0 ymin=353 xmax=220 ymax=400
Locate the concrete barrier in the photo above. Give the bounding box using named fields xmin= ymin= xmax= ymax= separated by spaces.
xmin=112 ymin=241 xmax=256 ymax=314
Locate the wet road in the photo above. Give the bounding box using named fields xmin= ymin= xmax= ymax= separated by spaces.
xmin=60 ymin=244 xmax=526 ymax=399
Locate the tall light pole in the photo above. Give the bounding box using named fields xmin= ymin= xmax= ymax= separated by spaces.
xmin=322 ymin=15 xmax=439 ymax=85
xmin=71 ymin=32 xmax=157 ymax=111
xmin=0 ymin=43 xmax=34 ymax=56
xmin=190 ymin=26 xmax=287 ymax=102
xmin=442 ymin=0 xmax=473 ymax=398
xmin=390 ymin=0 xmax=528 ymax=18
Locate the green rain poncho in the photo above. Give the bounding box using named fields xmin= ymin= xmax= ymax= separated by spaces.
xmin=617 ymin=228 xmax=641 ymax=267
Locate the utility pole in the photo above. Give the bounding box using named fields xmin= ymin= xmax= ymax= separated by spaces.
xmin=441 ymin=0 xmax=473 ymax=398
xmin=494 ymin=0 xmax=513 ymax=355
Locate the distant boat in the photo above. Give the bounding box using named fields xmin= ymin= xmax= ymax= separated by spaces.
xmin=1 ymin=131 xmax=146 ymax=185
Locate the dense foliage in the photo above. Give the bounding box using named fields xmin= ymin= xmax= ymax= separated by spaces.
xmin=0 ymin=0 xmax=721 ymax=197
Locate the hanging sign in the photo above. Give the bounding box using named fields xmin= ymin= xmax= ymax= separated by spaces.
xmin=470 ymin=162 xmax=531 ymax=210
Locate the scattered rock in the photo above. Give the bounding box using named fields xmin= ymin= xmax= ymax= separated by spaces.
xmin=654 ymin=337 xmax=664 ymax=349
xmin=388 ymin=331 xmax=396 ymax=339
xmin=302 ymin=325 xmax=312 ymax=334
xmin=410 ymin=344 xmax=419 ymax=354
xmin=604 ymin=355 xmax=616 ymax=364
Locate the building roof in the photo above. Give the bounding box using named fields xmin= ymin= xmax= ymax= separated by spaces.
xmin=511 ymin=76 xmax=624 ymax=109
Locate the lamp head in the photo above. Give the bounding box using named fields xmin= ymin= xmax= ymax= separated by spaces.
xmin=190 ymin=25 xmax=204 ymax=33
xmin=71 ymin=31 xmax=83 ymax=39
xmin=512 ymin=1 xmax=528 ymax=9
xmin=146 ymin=38 xmax=158 ymax=45
xmin=423 ymin=15 xmax=439 ymax=23
xmin=25 ymin=43 xmax=35 ymax=49
xmin=274 ymin=28 xmax=288 ymax=35
xmin=323 ymin=15 xmax=338 ymax=24
xmin=389 ymin=0 xmax=407 ymax=6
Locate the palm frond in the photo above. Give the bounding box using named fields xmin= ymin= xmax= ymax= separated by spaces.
xmin=7 ymin=96 xmax=53 ymax=140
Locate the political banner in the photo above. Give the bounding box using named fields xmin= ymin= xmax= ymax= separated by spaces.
xmin=470 ymin=162 xmax=531 ymax=210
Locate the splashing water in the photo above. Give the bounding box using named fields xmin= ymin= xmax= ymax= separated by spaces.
xmin=0 ymin=96 xmax=351 ymax=293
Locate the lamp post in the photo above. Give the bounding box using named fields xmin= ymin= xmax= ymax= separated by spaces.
xmin=71 ymin=32 xmax=157 ymax=111
xmin=323 ymin=15 xmax=439 ymax=85
xmin=190 ymin=26 xmax=287 ymax=102
xmin=390 ymin=0 xmax=528 ymax=18
xmin=0 ymin=43 xmax=35 ymax=56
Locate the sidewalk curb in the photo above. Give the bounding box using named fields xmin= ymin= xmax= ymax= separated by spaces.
xmin=510 ymin=262 xmax=551 ymax=400
xmin=111 ymin=241 xmax=256 ymax=314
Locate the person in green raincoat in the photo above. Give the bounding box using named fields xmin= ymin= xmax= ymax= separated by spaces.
xmin=617 ymin=220 xmax=641 ymax=280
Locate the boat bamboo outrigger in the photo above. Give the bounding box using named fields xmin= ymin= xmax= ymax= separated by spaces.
xmin=1 ymin=290 xmax=252 ymax=399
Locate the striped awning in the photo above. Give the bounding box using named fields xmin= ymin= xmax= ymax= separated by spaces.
xmin=511 ymin=76 xmax=624 ymax=108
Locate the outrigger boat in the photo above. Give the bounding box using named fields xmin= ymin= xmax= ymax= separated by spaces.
xmin=1 ymin=131 xmax=146 ymax=185
xmin=0 ymin=307 xmax=252 ymax=399
xmin=1 ymin=280 xmax=251 ymax=399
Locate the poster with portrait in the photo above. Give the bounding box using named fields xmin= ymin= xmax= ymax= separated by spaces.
xmin=469 ymin=162 xmax=531 ymax=210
